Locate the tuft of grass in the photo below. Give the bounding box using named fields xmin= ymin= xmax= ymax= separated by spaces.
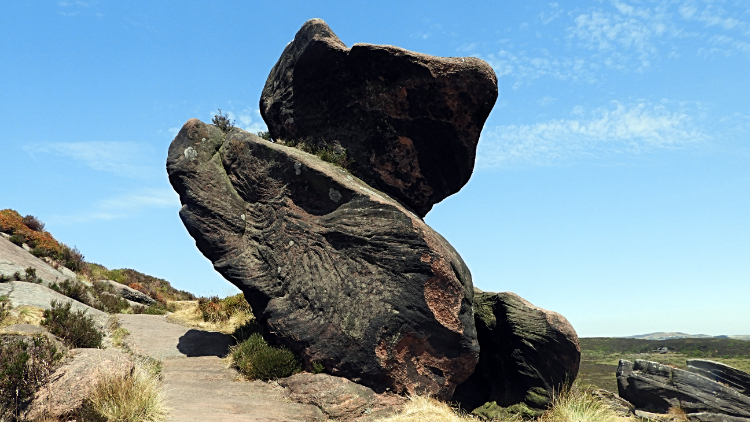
xmin=537 ymin=384 xmax=628 ymax=422
xmin=0 ymin=297 xmax=11 ymax=325
xmin=374 ymin=396 xmax=478 ymax=422
xmin=230 ymin=332 xmax=301 ymax=381
xmin=42 ymin=300 xmax=103 ymax=349
xmin=212 ymin=109 xmax=235 ymax=133
xmin=282 ymin=138 xmax=353 ymax=170
xmin=0 ymin=334 xmax=64 ymax=420
xmin=79 ymin=357 xmax=167 ymax=422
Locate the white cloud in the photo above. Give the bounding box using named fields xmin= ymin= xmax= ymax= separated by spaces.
xmin=52 ymin=188 xmax=179 ymax=223
xmin=27 ymin=141 xmax=159 ymax=179
xmin=477 ymin=101 xmax=707 ymax=168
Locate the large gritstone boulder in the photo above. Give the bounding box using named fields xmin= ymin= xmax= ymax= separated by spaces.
xmin=166 ymin=120 xmax=478 ymax=399
xmin=453 ymin=290 xmax=581 ymax=412
xmin=260 ymin=19 xmax=498 ymax=217
xmin=617 ymin=359 xmax=750 ymax=418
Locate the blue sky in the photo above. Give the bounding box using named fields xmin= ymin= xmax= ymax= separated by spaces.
xmin=1 ymin=1 xmax=748 ymax=337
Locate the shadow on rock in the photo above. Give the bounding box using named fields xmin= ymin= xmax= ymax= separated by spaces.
xmin=176 ymin=329 xmax=233 ymax=357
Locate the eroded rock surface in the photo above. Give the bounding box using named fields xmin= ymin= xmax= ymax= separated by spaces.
xmin=688 ymin=360 xmax=750 ymax=397
xmin=453 ymin=290 xmax=581 ymax=411
xmin=167 ymin=120 xmax=478 ymax=399
xmin=279 ymin=373 xmax=406 ymax=420
xmin=260 ymin=19 xmax=498 ymax=216
xmin=23 ymin=348 xmax=134 ymax=421
xmin=617 ymin=359 xmax=750 ymax=418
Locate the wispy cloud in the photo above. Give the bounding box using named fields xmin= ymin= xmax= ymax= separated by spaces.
xmin=477 ymin=100 xmax=708 ymax=168
xmin=26 ymin=141 xmax=160 ymax=179
xmin=477 ymin=1 xmax=750 ymax=86
xmin=51 ymin=188 xmax=179 ymax=223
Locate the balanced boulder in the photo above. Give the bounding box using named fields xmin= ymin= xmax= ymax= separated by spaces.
xmin=167 ymin=120 xmax=478 ymax=399
xmin=260 ymin=19 xmax=498 ymax=217
xmin=617 ymin=359 xmax=750 ymax=418
xmin=453 ymin=290 xmax=581 ymax=411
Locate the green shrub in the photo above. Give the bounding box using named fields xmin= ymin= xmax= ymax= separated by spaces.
xmin=230 ymin=333 xmax=301 ymax=381
xmin=132 ymin=302 xmax=169 ymax=315
xmin=97 ymin=294 xmax=130 ymax=314
xmin=312 ymin=361 xmax=325 ymax=374
xmin=256 ymin=131 xmax=272 ymax=141
xmin=30 ymin=247 xmax=48 ymax=258
xmin=212 ymin=109 xmax=235 ymax=133
xmin=24 ymin=267 xmax=38 ymax=284
xmin=282 ymin=139 xmax=352 ymax=170
xmin=42 ymin=300 xmax=103 ymax=348
xmin=50 ymin=279 xmax=89 ymax=304
xmin=57 ymin=244 xmax=85 ymax=273
xmin=12 ymin=271 xmax=21 ymax=281
xmin=0 ymin=334 xmax=64 ymax=420
xmin=9 ymin=234 xmax=25 ymax=246
xmin=21 ymin=215 xmax=45 ymax=232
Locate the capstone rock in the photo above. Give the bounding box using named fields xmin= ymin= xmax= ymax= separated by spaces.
xmin=166 ymin=120 xmax=478 ymax=399
xmin=260 ymin=19 xmax=498 ymax=217
xmin=453 ymin=290 xmax=581 ymax=411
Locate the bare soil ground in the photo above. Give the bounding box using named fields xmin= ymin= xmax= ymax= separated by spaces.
xmin=118 ymin=314 xmax=325 ymax=422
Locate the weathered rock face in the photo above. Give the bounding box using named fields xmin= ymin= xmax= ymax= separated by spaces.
xmin=278 ymin=373 xmax=406 ymax=421
xmin=166 ymin=119 xmax=478 ymax=399
xmin=688 ymin=360 xmax=750 ymax=397
xmin=23 ymin=348 xmax=135 ymax=421
xmin=260 ymin=19 xmax=498 ymax=217
xmin=453 ymin=290 xmax=581 ymax=411
xmin=617 ymin=359 xmax=750 ymax=418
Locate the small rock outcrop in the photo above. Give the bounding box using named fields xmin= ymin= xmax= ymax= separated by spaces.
xmin=97 ymin=279 xmax=156 ymax=305
xmin=23 ymin=348 xmax=135 ymax=421
xmin=278 ymin=373 xmax=406 ymax=420
xmin=260 ymin=18 xmax=498 ymax=216
xmin=0 ymin=281 xmax=110 ymax=329
xmin=617 ymin=359 xmax=750 ymax=418
xmin=0 ymin=235 xmax=74 ymax=286
xmin=453 ymin=290 xmax=581 ymax=412
xmin=167 ymin=120 xmax=478 ymax=399
xmin=688 ymin=360 xmax=750 ymax=397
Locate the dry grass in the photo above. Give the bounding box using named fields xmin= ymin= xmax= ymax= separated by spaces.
xmin=1 ymin=305 xmax=46 ymax=327
xmin=80 ymin=357 xmax=167 ymax=422
xmin=374 ymin=395 xmax=478 ymax=422
xmin=166 ymin=299 xmax=253 ymax=334
xmin=538 ymin=385 xmax=632 ymax=422
xmin=373 ymin=385 xmax=642 ymax=422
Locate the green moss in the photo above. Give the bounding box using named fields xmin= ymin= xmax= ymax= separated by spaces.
xmin=473 ymin=292 xmax=497 ymax=329
xmin=471 ymin=401 xmax=543 ymax=421
xmin=525 ymin=386 xmax=552 ymax=409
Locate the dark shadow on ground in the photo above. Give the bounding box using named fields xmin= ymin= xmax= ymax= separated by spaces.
xmin=177 ymin=329 xmax=233 ymax=357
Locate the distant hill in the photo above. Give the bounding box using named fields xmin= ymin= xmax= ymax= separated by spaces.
xmin=624 ymin=332 xmax=750 ymax=341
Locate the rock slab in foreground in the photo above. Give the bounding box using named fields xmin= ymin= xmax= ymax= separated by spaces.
xmin=260 ymin=18 xmax=498 ymax=217
xmin=167 ymin=120 xmax=478 ymax=399
xmin=23 ymin=348 xmax=134 ymax=421
xmin=688 ymin=359 xmax=750 ymax=397
xmin=617 ymin=359 xmax=750 ymax=418
xmin=279 ymin=373 xmax=406 ymax=420
xmin=453 ymin=290 xmax=581 ymax=411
